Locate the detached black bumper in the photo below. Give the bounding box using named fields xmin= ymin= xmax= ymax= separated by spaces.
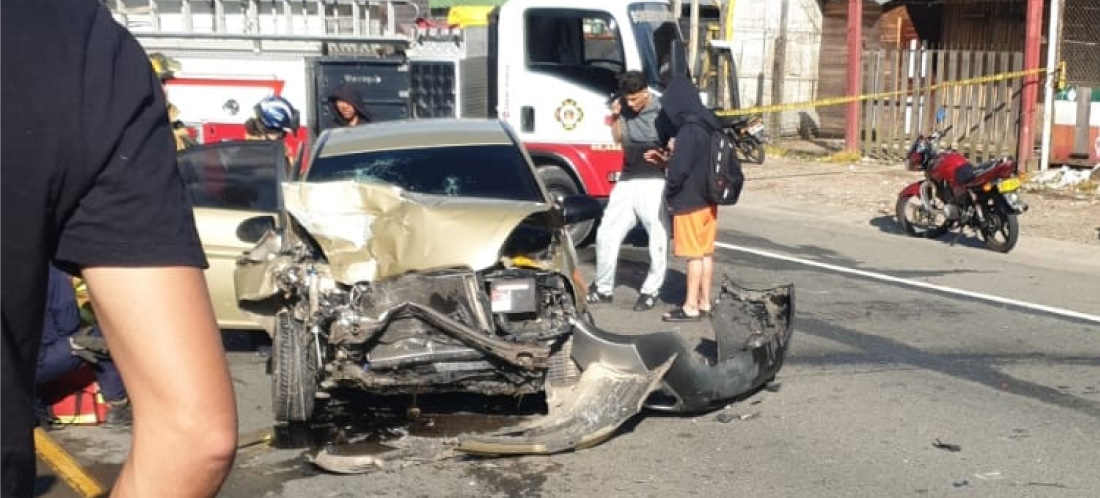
xmin=456 ymin=276 xmax=795 ymax=455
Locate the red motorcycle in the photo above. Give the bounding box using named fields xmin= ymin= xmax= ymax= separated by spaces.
xmin=895 ymin=125 xmax=1029 ymax=253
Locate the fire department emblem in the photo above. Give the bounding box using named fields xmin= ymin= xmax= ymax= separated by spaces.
xmin=554 ymin=98 xmax=584 ymax=131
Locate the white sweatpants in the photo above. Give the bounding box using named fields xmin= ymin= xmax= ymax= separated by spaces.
xmin=593 ymin=177 xmax=669 ymax=296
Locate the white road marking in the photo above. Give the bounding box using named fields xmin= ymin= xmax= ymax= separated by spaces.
xmin=716 ymin=241 xmax=1100 ymax=325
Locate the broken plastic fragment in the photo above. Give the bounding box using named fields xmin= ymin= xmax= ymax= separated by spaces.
xmin=933 ymin=439 xmax=962 ymax=452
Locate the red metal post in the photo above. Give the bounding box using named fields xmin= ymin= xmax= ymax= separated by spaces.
xmin=845 ymin=0 xmax=862 ymax=152
xmin=1018 ymin=0 xmax=1043 ymax=168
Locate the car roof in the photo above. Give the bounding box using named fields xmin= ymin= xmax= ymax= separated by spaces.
xmin=316 ymin=119 xmax=514 ymax=158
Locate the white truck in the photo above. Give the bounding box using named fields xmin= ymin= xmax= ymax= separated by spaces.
xmin=108 ymin=0 xmax=687 ymax=244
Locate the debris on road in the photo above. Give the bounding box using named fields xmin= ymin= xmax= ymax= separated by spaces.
xmin=714 ymin=412 xmax=761 ymax=424
xmin=932 ymin=439 xmax=962 ymax=452
xmin=308 ymin=437 xmax=457 ymax=474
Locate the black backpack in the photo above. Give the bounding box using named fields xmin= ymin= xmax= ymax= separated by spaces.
xmin=684 ymin=115 xmax=744 ymax=206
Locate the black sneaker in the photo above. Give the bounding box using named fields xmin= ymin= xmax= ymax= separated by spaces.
xmin=104 ymin=398 xmax=132 ymax=428
xmin=633 ymin=293 xmax=658 ymax=311
xmin=586 ymin=286 xmax=613 ymax=304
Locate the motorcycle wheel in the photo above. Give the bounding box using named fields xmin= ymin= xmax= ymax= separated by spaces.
xmin=895 ymin=195 xmax=949 ymax=238
xmin=979 ymin=209 xmax=1019 ymax=253
xmin=739 ymin=138 xmax=766 ymax=164
xmin=272 ymin=310 xmax=319 ymax=423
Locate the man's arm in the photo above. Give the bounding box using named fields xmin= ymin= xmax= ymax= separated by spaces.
xmin=82 ymin=267 xmax=237 ymax=497
xmin=56 ymin=5 xmax=238 ymax=496
xmin=609 ymin=98 xmax=623 ymax=144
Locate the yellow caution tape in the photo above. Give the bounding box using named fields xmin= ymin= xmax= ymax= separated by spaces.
xmin=34 ymin=427 xmax=108 ymax=498
xmin=717 ymin=66 xmax=1053 ymax=117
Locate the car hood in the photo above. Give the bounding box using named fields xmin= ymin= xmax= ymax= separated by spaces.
xmin=282 ymin=181 xmax=552 ymax=284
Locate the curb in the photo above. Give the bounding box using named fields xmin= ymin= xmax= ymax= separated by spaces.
xmin=34 ymin=427 xmax=107 ymax=498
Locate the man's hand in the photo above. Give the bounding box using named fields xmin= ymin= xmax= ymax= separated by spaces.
xmin=644 ymin=147 xmax=670 ymax=165
xmin=609 ymin=98 xmax=622 ymax=118
xmin=70 ymin=327 xmax=109 ymax=363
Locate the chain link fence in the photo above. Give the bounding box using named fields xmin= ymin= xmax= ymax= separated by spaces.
xmin=1061 ymin=0 xmax=1100 ymax=88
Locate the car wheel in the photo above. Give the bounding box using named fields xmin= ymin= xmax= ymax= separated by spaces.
xmin=271 ymin=310 xmax=318 ymax=423
xmin=538 ymin=165 xmax=595 ymax=247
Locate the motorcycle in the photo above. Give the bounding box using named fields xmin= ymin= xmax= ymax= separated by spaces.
xmin=895 ymin=119 xmax=1029 ymax=253
xmin=723 ymin=114 xmax=767 ymax=164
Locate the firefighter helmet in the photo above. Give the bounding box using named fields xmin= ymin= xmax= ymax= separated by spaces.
xmin=148 ymin=52 xmax=180 ymax=81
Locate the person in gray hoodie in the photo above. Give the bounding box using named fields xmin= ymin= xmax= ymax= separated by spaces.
xmin=587 ymin=70 xmax=670 ymax=312
xmin=658 ymin=73 xmax=722 ymax=322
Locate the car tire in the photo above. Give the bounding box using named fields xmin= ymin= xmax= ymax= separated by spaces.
xmin=538 ymin=165 xmax=595 ymax=247
xmin=272 ymin=310 xmax=318 ymax=423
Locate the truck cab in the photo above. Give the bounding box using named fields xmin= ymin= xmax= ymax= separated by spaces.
xmin=490 ymin=0 xmax=681 ymax=243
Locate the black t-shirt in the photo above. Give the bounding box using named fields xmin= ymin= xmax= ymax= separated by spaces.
xmin=1 ymin=1 xmax=207 ymax=495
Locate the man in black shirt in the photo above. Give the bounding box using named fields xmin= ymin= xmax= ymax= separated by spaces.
xmin=2 ymin=0 xmax=238 ymax=496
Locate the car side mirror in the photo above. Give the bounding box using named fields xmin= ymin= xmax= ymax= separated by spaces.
xmin=236 ymin=215 xmax=276 ymax=244
xmin=561 ymin=195 xmax=602 ymax=225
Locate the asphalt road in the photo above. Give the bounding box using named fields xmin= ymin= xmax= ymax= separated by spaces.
xmin=42 ymin=193 xmax=1100 ymax=497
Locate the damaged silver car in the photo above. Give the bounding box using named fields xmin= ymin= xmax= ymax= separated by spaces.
xmin=234 ymin=119 xmax=796 ymax=456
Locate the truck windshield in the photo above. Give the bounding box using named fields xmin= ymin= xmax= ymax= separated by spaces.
xmin=306 ymin=144 xmax=546 ymax=203
xmin=629 ymin=3 xmax=681 ymax=90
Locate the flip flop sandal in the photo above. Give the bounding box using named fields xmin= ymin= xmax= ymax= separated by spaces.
xmin=662 ymin=307 xmax=702 ymax=322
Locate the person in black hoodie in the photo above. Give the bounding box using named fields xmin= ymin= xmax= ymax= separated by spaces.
xmin=327 ymin=83 xmax=373 ymax=127
xmin=657 ymin=74 xmax=722 ymax=322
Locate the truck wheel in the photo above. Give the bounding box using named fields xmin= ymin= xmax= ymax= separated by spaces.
xmin=272 ymin=310 xmax=318 ymax=423
xmin=538 ymin=165 xmax=595 ymax=247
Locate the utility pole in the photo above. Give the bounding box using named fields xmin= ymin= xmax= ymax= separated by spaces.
xmin=1018 ymin=0 xmax=1043 ymax=170
xmin=770 ymin=0 xmax=789 ymax=139
xmin=845 ymin=0 xmax=862 ymax=152
xmin=689 ymin=0 xmax=700 ymax=79
xmin=719 ymin=0 xmax=737 ymax=109
xmin=1040 ymin=0 xmax=1064 ymax=172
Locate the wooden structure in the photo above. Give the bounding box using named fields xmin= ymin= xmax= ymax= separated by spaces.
xmin=817 ymin=0 xmax=883 ymax=137
xmin=879 ymin=5 xmax=918 ymax=49
xmin=858 ymin=46 xmax=1026 ymax=162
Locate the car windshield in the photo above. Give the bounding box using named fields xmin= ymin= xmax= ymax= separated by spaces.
xmin=306 ymin=144 xmax=546 ymax=203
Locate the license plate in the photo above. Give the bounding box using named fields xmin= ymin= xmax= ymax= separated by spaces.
xmin=998 ymin=177 xmax=1021 ymax=193
xmin=748 ymin=123 xmax=765 ymax=135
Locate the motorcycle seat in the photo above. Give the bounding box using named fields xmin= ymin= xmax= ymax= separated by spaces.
xmin=719 ymin=116 xmax=751 ymax=128
xmin=962 ymin=158 xmax=1005 ymax=187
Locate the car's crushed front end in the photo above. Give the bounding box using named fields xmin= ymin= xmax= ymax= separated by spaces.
xmin=236 ymin=181 xmax=587 ymax=422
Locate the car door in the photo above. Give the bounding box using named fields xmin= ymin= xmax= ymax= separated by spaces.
xmin=177 ymin=140 xmax=286 ymax=330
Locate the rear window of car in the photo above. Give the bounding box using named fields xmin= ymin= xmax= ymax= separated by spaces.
xmin=177 ymin=142 xmax=281 ymax=212
xmin=305 ymin=144 xmax=545 ymax=203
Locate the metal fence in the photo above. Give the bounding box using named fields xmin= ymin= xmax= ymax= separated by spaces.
xmin=1061 ymin=0 xmax=1100 ymax=87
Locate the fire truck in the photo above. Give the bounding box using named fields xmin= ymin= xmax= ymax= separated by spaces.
xmin=108 ymin=0 xmax=685 ymax=244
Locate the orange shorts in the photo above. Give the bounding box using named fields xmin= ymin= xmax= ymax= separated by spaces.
xmin=672 ymin=205 xmax=718 ymax=258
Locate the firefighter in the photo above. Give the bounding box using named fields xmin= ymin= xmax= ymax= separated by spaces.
xmin=37 ymin=266 xmax=131 ymax=428
xmin=244 ymin=95 xmax=301 ymax=167
xmin=149 ymin=52 xmax=195 ymax=150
